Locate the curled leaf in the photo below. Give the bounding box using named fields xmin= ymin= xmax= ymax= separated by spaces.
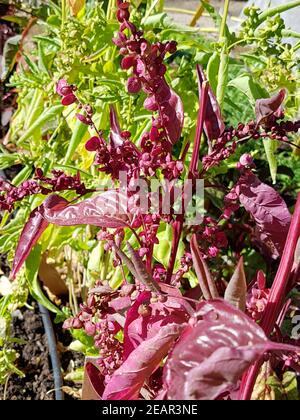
xmin=83 ymin=357 xmax=105 ymax=400
xmin=103 ymin=323 xmax=185 ymax=400
xmin=109 ymin=105 xmax=124 ymax=147
xmin=224 ymin=257 xmax=247 ymax=311
xmin=11 ymin=195 xmax=68 ymax=279
xmin=255 ymin=89 xmax=286 ymax=126
xmin=160 ymin=89 xmax=184 ymax=145
xmin=196 ymin=65 xmax=225 ymax=143
xmin=190 ymin=234 xmax=219 ymax=300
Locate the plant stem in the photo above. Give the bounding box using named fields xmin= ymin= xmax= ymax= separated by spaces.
xmin=3 ymin=374 xmax=10 ymax=401
xmin=216 ymin=48 xmax=229 ymax=111
xmin=240 ymin=193 xmax=300 ymax=400
xmin=166 ymin=218 xmax=183 ymax=284
xmin=61 ymin=0 xmax=67 ymax=31
xmin=219 ymin=0 xmax=230 ymax=41
xmin=166 ymin=72 xmax=208 ymax=283
xmin=107 ymin=0 xmax=115 ymax=20
xmin=189 ymin=77 xmax=209 ymax=177
xmin=257 ymin=0 xmax=300 ymax=27
xmin=216 ymin=0 xmax=230 ymax=110
xmin=261 ymin=195 xmax=300 ymax=336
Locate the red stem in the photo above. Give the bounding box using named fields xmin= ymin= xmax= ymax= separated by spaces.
xmin=239 ymin=193 xmax=300 ymax=400
xmin=166 ymin=218 xmax=183 ymax=283
xmin=166 ymin=72 xmax=209 ymax=283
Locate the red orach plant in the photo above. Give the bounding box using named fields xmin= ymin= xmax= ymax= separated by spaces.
xmin=7 ymin=0 xmax=300 ymax=400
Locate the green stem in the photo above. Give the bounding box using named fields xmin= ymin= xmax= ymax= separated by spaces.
xmin=282 ymin=30 xmax=300 ymax=39
xmin=61 ymin=0 xmax=67 ymax=31
xmin=257 ymin=0 xmax=300 ymax=27
xmin=216 ymin=0 xmax=230 ymax=110
xmin=107 ymin=0 xmax=115 ymax=20
xmin=219 ymin=0 xmax=230 ymax=41
xmin=158 ymin=0 xmax=164 ymax=13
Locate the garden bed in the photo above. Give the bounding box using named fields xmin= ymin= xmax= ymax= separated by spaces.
xmin=0 ymin=299 xmax=83 ymax=400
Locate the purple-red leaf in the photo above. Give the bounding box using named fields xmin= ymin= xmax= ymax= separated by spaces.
xmin=42 ymin=190 xmax=131 ymax=229
xmin=160 ymin=89 xmax=184 ymax=145
xmin=164 ymin=300 xmax=299 ymax=400
xmin=11 ymin=195 xmax=68 ymax=279
xmin=190 ymin=234 xmax=219 ymax=300
xmin=255 ymin=89 xmax=286 ymax=126
xmin=123 ymin=285 xmax=191 ymax=360
xmin=197 ymin=65 xmax=225 ymax=143
xmin=236 ymin=171 xmax=291 ymax=258
xmin=102 ymin=323 xmax=185 ymax=400
xmin=109 ymin=105 xmax=124 ymax=147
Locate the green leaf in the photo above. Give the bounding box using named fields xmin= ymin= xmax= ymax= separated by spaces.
xmin=207 ymin=52 xmax=220 ymax=94
xmin=109 ymin=266 xmax=125 ymax=290
xmin=25 ymin=245 xmax=62 ymax=315
xmin=0 ymin=35 xmax=21 ymax=81
xmin=0 ymin=153 xmax=20 ymax=170
xmin=263 ymin=139 xmax=278 ymax=184
xmin=216 ymin=48 xmax=229 ymax=111
xmin=64 ymin=119 xmax=89 ymax=164
xmin=282 ymin=371 xmax=299 ymax=400
xmin=11 ymin=165 xmax=33 ymax=186
xmin=23 ymin=54 xmax=40 ymax=75
xmin=87 ymin=242 xmax=104 ymax=278
xmin=267 ymin=371 xmax=299 ymax=400
xmin=228 ymin=74 xmax=269 ymax=105
xmin=228 ymin=75 xmax=278 ymax=182
xmin=38 ymin=42 xmax=49 ymax=74
xmin=153 ymin=223 xmax=185 ymax=270
xmin=18 ymin=104 xmax=64 ymax=144
xmin=64 ymin=366 xmax=84 ymax=382
xmin=0 ymin=15 xmax=28 ymax=26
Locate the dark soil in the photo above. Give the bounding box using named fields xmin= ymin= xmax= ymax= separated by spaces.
xmin=0 ymin=302 xmax=55 ymax=400
xmin=0 ymin=301 xmax=84 ymax=400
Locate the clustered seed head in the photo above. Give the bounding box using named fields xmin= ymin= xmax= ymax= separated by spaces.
xmin=56 ymin=79 xmax=77 ymax=106
xmin=63 ymin=281 xmax=148 ymax=380
xmin=0 ymin=169 xmax=89 ymax=212
xmin=246 ymin=283 xmax=270 ymax=321
xmin=174 ymin=252 xmax=193 ymax=285
xmin=35 ymin=169 xmax=88 ymax=195
xmin=0 ymin=178 xmax=42 ymax=211
xmin=114 ymin=0 xmax=180 ymax=149
xmin=192 ymin=217 xmax=228 ymax=259
xmin=202 ymin=113 xmax=300 ymax=172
